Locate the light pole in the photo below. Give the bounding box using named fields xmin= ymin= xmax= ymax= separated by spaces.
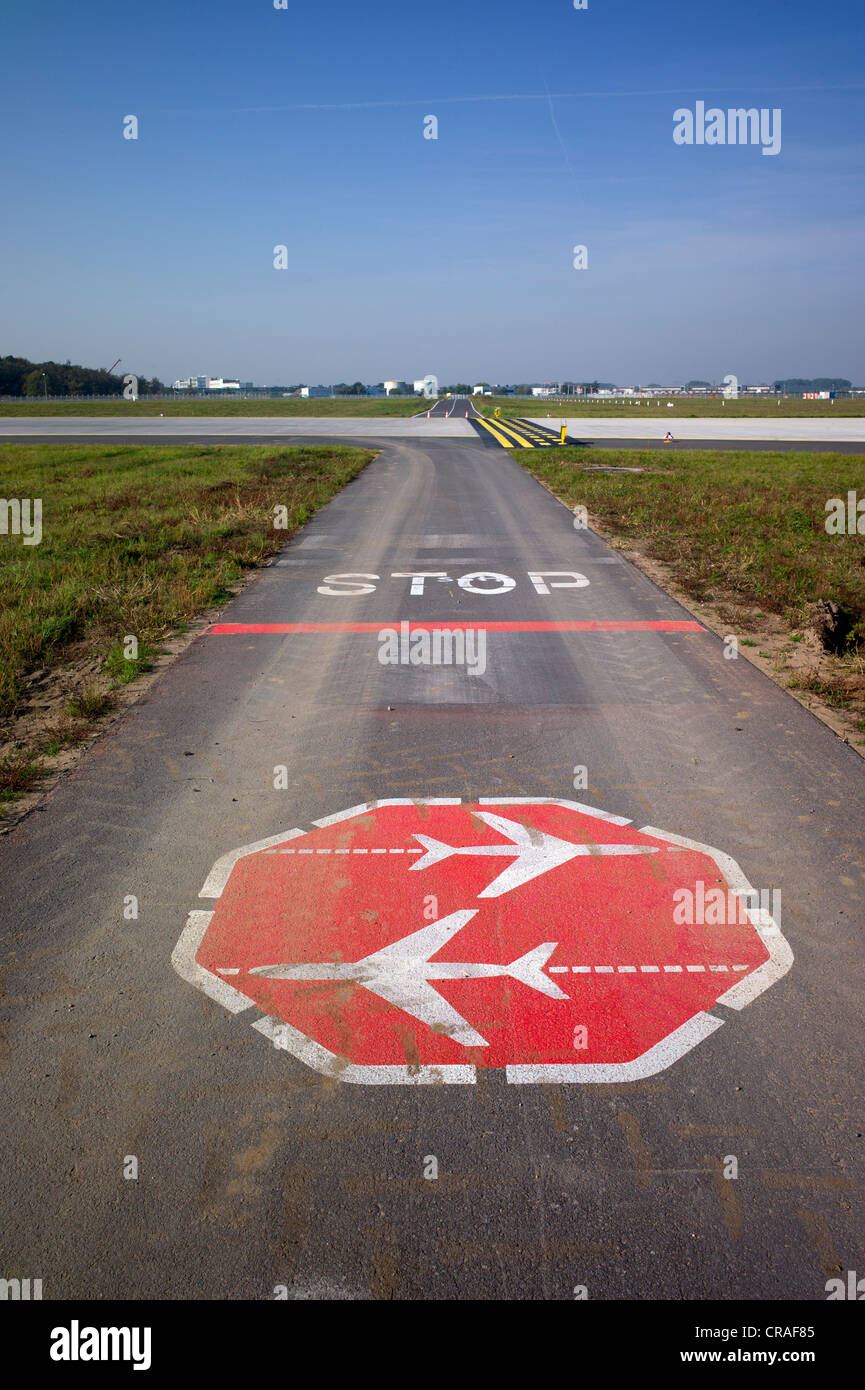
xmin=42 ymin=373 xmax=48 ymax=400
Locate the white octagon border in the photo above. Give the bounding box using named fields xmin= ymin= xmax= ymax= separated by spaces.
xmin=171 ymin=798 xmax=793 ymax=1086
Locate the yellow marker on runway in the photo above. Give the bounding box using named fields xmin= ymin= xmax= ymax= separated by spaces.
xmin=485 ymin=419 xmax=542 ymax=447
xmin=472 ymin=416 xmax=563 ymax=451
xmin=473 ymin=416 xmax=520 ymax=448
xmin=560 ymin=425 xmax=567 ymax=445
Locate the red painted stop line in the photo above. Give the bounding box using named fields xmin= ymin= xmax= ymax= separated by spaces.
xmin=208 ymin=620 xmax=704 ymax=635
xmin=173 ymin=799 xmax=792 ymax=1085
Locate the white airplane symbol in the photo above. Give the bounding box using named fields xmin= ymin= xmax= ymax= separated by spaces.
xmin=248 ymin=909 xmax=567 ymax=1048
xmin=409 ymin=811 xmax=661 ymax=897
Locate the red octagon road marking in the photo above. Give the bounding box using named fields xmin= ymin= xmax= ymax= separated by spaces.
xmin=172 ymin=799 xmax=793 ymax=1086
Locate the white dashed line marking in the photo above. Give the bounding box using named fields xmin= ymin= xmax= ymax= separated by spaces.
xmin=220 ymin=957 xmax=752 ymax=978
xmin=272 ymin=846 xmax=426 ymax=856
xmin=548 ymin=963 xmax=752 ymax=977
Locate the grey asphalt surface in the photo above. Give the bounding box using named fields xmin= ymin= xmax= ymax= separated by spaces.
xmin=5 ymin=401 xmax=864 ymax=453
xmin=426 ymin=395 xmax=481 ymax=418
xmin=1 ymin=414 xmax=864 ymax=1300
xmin=8 ymin=435 xmax=865 ymax=454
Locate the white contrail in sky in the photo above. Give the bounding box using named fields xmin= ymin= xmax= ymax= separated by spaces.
xmin=540 ymin=73 xmax=577 ymax=180
xmin=154 ymin=83 xmax=865 ymax=114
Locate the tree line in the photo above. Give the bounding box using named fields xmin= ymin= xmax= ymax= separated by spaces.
xmin=773 ymin=378 xmax=852 ymax=393
xmin=0 ymin=355 xmax=166 ymax=396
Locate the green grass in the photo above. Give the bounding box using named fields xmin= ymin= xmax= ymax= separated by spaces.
xmin=477 ymin=396 xmax=864 ymax=419
xmin=65 ymin=689 xmax=115 ymax=721
xmin=518 ymin=447 xmax=865 ymax=739
xmin=4 ymin=394 xmax=861 ymax=418
xmin=0 ymin=751 xmax=42 ymax=800
xmin=0 ymin=442 xmax=375 ymax=801
xmin=0 ymin=397 xmax=433 ymax=418
xmin=103 ymin=639 xmax=154 ymax=684
xmin=518 ymin=447 xmax=865 ymax=637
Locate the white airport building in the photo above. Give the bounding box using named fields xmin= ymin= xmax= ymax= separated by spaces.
xmin=173 ymin=376 xmax=240 ymax=391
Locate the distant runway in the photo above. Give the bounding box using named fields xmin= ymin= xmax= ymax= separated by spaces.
xmin=2 ymin=410 xmax=864 ymax=450
xmin=529 ymin=416 xmax=865 ymax=443
xmin=0 ymin=415 xmax=476 ymax=439
xmin=5 ymin=433 xmax=864 ymax=454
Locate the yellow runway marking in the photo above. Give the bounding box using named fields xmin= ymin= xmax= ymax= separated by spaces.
xmin=489 ymin=422 xmax=539 ymax=447
xmin=473 ymin=416 xmax=563 ymax=449
xmin=481 ymin=419 xmax=542 ymax=447
xmin=473 ymin=417 xmax=520 ymax=448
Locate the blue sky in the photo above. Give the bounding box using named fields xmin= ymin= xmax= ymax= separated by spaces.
xmin=1 ymin=0 xmax=863 ymax=385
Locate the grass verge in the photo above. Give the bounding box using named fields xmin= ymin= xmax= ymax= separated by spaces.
xmin=0 ymin=397 xmax=433 ymax=418
xmin=476 ymin=396 xmax=865 ymax=419
xmin=517 ymin=446 xmax=865 ymax=738
xmin=0 ymin=443 xmax=375 ymax=803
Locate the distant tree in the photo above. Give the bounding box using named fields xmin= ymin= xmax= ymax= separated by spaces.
xmin=23 ymin=369 xmax=45 ymax=396
xmin=774 ymin=377 xmax=851 ymax=393
xmin=1 ymin=353 xmax=137 ymax=396
xmin=0 ymin=356 xmax=29 ymax=394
